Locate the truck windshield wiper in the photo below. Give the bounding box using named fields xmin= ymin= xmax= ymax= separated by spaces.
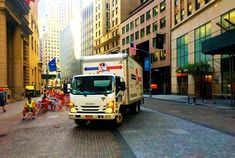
xmin=75 ymin=89 xmax=87 ymax=97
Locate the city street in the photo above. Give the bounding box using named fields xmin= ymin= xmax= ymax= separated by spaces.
xmin=0 ymin=98 xmax=235 ymax=158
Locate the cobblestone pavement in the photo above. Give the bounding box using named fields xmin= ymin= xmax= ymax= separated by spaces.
xmin=1 ymin=98 xmax=235 ymax=158
xmin=119 ymin=107 xmax=235 ymax=158
xmin=143 ymin=98 xmax=235 ymax=135
xmin=0 ymin=111 xmax=121 ymax=158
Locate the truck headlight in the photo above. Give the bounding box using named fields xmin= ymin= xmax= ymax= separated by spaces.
xmin=70 ymin=107 xmax=77 ymax=113
xmin=106 ymin=101 xmax=114 ymax=113
xmin=69 ymin=102 xmax=74 ymax=107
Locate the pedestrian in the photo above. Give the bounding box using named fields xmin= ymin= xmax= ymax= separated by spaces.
xmin=0 ymin=88 xmax=6 ymax=113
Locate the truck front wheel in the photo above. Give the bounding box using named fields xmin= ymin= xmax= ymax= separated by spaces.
xmin=114 ymin=113 xmax=123 ymax=126
xmin=74 ymin=119 xmax=87 ymax=126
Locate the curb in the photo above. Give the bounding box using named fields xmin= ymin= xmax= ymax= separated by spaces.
xmin=144 ymin=97 xmax=235 ymax=110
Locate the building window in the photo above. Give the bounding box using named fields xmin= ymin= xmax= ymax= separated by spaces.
xmin=160 ymin=0 xmax=166 ymax=12
xmin=175 ymin=0 xmax=179 ymax=6
xmin=146 ymin=25 xmax=151 ymax=35
xmin=175 ymin=13 xmax=179 ymax=24
xmin=160 ymin=17 xmax=166 ymax=28
xmin=122 ymin=38 xmax=125 ymax=46
xmin=176 ymin=34 xmax=188 ymax=67
xmin=116 ymin=18 xmax=118 ymax=25
xmin=152 ymin=21 xmax=158 ymax=32
xmin=140 ymin=28 xmax=145 ymax=37
xmin=135 ymin=31 xmax=139 ymax=40
xmin=126 ymin=24 xmax=129 ymax=32
xmin=130 ymin=34 xmax=134 ymax=42
xmin=146 ymin=10 xmax=151 ymax=21
xmin=153 ymin=5 xmax=158 ymax=17
xmin=130 ymin=21 xmax=134 ymax=30
xmin=160 ymin=50 xmax=166 ymax=60
xmin=221 ymin=9 xmax=235 ymax=32
xmin=195 ymin=0 xmax=200 ymax=10
xmin=153 ymin=37 xmax=156 ymax=47
xmin=152 ymin=52 xmax=158 ymax=62
xmin=122 ymin=27 xmax=125 ymax=34
xmin=181 ymin=9 xmax=184 ymax=20
xmin=135 ymin=18 xmax=139 ymax=27
xmin=194 ymin=23 xmax=212 ymax=63
xmin=188 ymin=3 xmax=192 ymax=15
xmin=126 ymin=48 xmax=129 ymax=54
xmin=140 ymin=14 xmax=145 ymax=24
xmin=126 ymin=36 xmax=129 ymax=44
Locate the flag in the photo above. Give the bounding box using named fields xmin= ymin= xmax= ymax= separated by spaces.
xmin=130 ymin=42 xmax=136 ymax=56
xmin=48 ymin=58 xmax=57 ymax=72
xmin=25 ymin=0 xmax=38 ymax=5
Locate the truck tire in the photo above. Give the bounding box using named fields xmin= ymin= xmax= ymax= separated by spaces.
xmin=74 ymin=119 xmax=87 ymax=126
xmin=131 ymin=103 xmax=140 ymax=114
xmin=114 ymin=113 xmax=123 ymax=126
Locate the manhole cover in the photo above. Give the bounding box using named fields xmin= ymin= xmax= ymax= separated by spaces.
xmin=0 ymin=134 xmax=7 ymax=138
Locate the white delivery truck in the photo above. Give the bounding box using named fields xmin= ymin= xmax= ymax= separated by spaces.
xmin=69 ymin=53 xmax=143 ymax=126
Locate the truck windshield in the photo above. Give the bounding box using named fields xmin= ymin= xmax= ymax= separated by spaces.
xmin=71 ymin=76 xmax=114 ymax=95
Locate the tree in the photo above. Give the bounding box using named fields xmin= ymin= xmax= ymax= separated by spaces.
xmin=176 ymin=62 xmax=211 ymax=75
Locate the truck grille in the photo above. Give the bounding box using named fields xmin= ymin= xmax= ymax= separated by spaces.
xmin=75 ymin=105 xmax=106 ymax=113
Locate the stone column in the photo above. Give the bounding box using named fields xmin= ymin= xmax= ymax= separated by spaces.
xmin=0 ymin=11 xmax=8 ymax=88
xmin=12 ymin=26 xmax=24 ymax=100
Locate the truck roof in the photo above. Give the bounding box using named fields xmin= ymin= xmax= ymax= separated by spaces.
xmin=73 ymin=74 xmax=116 ymax=78
xmin=80 ymin=53 xmax=128 ymax=62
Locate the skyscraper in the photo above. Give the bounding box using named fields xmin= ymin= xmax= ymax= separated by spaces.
xmin=39 ymin=0 xmax=72 ymax=74
xmin=81 ymin=0 xmax=93 ymax=56
xmin=93 ymin=0 xmax=140 ymax=55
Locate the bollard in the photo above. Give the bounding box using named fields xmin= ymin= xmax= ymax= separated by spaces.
xmin=193 ymin=96 xmax=196 ymax=103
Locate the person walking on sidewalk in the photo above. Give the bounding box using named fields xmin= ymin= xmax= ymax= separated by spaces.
xmin=0 ymin=88 xmax=6 ymax=113
xmin=22 ymin=97 xmax=36 ymax=120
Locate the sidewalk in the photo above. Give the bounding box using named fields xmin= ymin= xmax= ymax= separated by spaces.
xmin=144 ymin=94 xmax=235 ymax=110
xmin=0 ymin=97 xmax=41 ymax=119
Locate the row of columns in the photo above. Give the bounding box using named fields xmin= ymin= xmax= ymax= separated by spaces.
xmin=0 ymin=10 xmax=25 ymax=101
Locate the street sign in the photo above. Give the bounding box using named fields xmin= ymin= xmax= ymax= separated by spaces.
xmin=144 ymin=57 xmax=150 ymax=71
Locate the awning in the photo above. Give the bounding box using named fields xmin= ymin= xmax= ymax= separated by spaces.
xmin=202 ymin=30 xmax=235 ymax=55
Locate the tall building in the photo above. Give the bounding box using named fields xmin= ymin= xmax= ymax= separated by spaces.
xmin=27 ymin=2 xmax=42 ymax=96
xmin=93 ymin=0 xmax=140 ymax=55
xmin=60 ymin=21 xmax=81 ymax=82
xmin=171 ymin=0 xmax=235 ymax=100
xmin=39 ymin=0 xmax=72 ymax=74
xmin=0 ymin=0 xmax=34 ymax=102
xmin=81 ymin=1 xmax=94 ymax=56
xmin=121 ymin=0 xmax=171 ymax=94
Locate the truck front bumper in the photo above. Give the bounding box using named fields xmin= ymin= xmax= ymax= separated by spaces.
xmin=69 ymin=113 xmax=116 ymax=120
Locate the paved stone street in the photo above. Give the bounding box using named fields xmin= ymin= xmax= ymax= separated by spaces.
xmin=119 ymin=107 xmax=235 ymax=158
xmin=0 ymin=98 xmax=235 ymax=158
xmin=0 ymin=107 xmax=120 ymax=158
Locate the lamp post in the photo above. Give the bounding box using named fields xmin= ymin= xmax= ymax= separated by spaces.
xmin=135 ymin=48 xmax=152 ymax=98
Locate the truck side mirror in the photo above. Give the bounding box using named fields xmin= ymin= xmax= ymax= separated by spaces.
xmin=119 ymin=82 xmax=126 ymax=91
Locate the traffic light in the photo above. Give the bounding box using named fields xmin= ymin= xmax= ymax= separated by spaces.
xmin=155 ymin=33 xmax=164 ymax=49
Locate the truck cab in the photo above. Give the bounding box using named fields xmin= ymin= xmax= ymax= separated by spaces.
xmin=69 ymin=74 xmax=125 ymax=126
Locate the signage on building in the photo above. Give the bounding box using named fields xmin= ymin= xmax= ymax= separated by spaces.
xmin=144 ymin=57 xmax=150 ymax=71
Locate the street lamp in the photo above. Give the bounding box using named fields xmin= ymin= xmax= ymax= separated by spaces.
xmin=135 ymin=48 xmax=152 ymax=98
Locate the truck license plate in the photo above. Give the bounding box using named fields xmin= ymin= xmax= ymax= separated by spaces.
xmin=85 ymin=115 xmax=92 ymax=119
